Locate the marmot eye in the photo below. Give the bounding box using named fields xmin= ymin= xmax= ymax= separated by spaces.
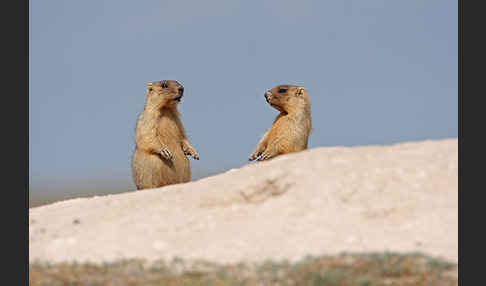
xmin=148 ymin=88 xmax=153 ymax=91
xmin=278 ymin=88 xmax=287 ymax=93
xmin=161 ymin=83 xmax=168 ymax=88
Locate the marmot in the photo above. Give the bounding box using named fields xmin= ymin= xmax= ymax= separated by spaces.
xmin=249 ymin=84 xmax=312 ymax=161
xmin=131 ymin=80 xmax=199 ymax=190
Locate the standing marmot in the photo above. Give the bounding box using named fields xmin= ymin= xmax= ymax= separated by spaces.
xmin=131 ymin=80 xmax=199 ymax=190
xmin=249 ymin=84 xmax=312 ymax=161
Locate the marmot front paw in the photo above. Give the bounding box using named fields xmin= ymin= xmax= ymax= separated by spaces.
xmin=257 ymin=149 xmax=276 ymax=161
xmin=183 ymin=146 xmax=200 ymax=160
xmin=159 ymin=148 xmax=174 ymax=161
xmin=249 ymin=150 xmax=263 ymax=161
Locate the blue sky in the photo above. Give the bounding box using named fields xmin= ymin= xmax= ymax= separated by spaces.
xmin=29 ymin=0 xmax=457 ymax=201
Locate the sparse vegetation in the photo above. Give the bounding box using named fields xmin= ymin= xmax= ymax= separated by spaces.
xmin=29 ymin=252 xmax=457 ymax=286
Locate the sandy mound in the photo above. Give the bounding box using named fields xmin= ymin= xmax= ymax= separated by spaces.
xmin=29 ymin=138 xmax=458 ymax=265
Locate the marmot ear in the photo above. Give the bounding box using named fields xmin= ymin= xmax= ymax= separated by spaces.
xmin=147 ymin=82 xmax=153 ymax=91
xmin=296 ymin=87 xmax=305 ymax=96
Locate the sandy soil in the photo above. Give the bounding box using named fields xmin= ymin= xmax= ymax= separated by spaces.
xmin=29 ymin=138 xmax=458 ymax=265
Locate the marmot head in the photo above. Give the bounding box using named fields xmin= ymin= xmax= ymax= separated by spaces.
xmin=145 ymin=80 xmax=184 ymax=109
xmin=264 ymin=85 xmax=309 ymax=113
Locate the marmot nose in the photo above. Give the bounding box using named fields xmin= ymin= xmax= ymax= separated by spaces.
xmin=264 ymin=91 xmax=272 ymax=99
xmin=178 ymin=86 xmax=184 ymax=95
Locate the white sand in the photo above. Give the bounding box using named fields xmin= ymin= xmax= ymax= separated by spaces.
xmin=29 ymin=138 xmax=457 ymax=265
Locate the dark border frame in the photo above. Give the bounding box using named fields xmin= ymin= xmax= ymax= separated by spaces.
xmin=8 ymin=0 xmax=29 ymax=284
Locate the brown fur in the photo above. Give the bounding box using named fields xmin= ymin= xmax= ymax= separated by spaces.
xmin=249 ymin=84 xmax=312 ymax=161
xmin=131 ymin=80 xmax=199 ymax=190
